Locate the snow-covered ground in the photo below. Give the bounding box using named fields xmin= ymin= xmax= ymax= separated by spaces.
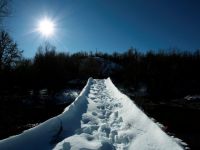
xmin=54 ymin=90 xmax=79 ymax=104
xmin=184 ymin=95 xmax=200 ymax=101
xmin=0 ymin=78 xmax=184 ymax=150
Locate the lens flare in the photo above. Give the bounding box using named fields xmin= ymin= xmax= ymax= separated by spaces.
xmin=37 ymin=18 xmax=55 ymax=37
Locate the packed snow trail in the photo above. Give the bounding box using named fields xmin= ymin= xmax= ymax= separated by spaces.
xmin=0 ymin=78 xmax=184 ymax=150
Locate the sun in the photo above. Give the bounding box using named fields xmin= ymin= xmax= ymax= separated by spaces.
xmin=37 ymin=18 xmax=55 ymax=37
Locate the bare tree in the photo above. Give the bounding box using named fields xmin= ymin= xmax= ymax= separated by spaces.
xmin=0 ymin=30 xmax=22 ymax=69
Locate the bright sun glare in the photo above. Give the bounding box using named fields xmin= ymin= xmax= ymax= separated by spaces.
xmin=37 ymin=18 xmax=55 ymax=37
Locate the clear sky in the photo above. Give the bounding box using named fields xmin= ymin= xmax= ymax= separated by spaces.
xmin=4 ymin=0 xmax=200 ymax=58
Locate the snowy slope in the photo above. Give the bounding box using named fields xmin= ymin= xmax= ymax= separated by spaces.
xmin=92 ymin=57 xmax=122 ymax=75
xmin=79 ymin=57 xmax=122 ymax=76
xmin=0 ymin=78 xmax=184 ymax=150
xmin=54 ymin=90 xmax=79 ymax=104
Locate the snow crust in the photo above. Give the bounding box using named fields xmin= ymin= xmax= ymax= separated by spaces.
xmin=0 ymin=78 xmax=183 ymax=150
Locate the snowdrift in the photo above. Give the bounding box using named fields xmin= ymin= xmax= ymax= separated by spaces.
xmin=0 ymin=78 xmax=184 ymax=150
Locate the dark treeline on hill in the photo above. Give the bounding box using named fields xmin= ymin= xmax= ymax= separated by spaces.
xmin=1 ymin=41 xmax=200 ymax=101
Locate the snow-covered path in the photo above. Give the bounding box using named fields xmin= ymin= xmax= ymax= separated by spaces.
xmin=0 ymin=78 xmax=184 ymax=150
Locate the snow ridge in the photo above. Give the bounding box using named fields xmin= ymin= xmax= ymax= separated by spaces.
xmin=0 ymin=78 xmax=183 ymax=150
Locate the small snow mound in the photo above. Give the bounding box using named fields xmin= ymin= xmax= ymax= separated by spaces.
xmin=184 ymin=95 xmax=200 ymax=101
xmin=55 ymin=90 xmax=79 ymax=104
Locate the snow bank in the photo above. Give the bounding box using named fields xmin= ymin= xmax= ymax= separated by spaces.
xmin=105 ymin=78 xmax=183 ymax=150
xmin=0 ymin=117 xmax=60 ymax=149
xmin=0 ymin=77 xmax=184 ymax=150
xmin=0 ymin=78 xmax=93 ymax=150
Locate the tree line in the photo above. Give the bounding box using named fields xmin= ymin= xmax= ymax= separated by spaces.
xmin=1 ymin=30 xmax=200 ymax=100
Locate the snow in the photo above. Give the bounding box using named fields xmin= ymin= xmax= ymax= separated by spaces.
xmin=80 ymin=57 xmax=122 ymax=76
xmin=184 ymin=95 xmax=200 ymax=101
xmin=0 ymin=78 xmax=184 ymax=150
xmin=55 ymin=90 xmax=79 ymax=104
xmin=92 ymin=57 xmax=122 ymax=75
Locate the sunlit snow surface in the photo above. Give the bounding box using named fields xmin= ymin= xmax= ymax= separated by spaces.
xmin=0 ymin=78 xmax=183 ymax=150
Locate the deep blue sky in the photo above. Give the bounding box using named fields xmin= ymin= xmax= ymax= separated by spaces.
xmin=4 ymin=0 xmax=200 ymax=57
